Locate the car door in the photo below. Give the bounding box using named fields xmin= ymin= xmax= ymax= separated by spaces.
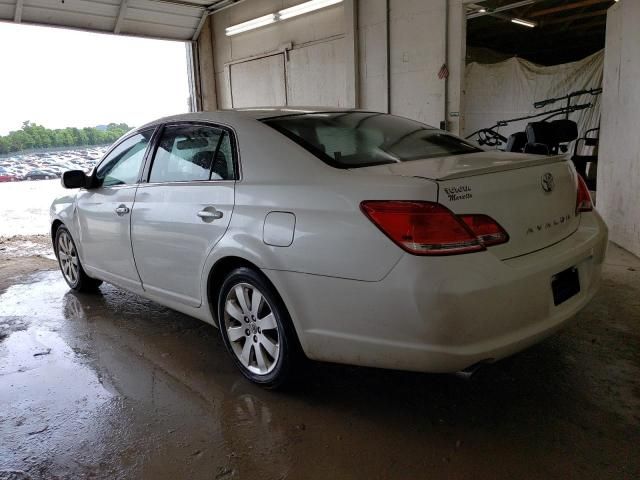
xmin=130 ymin=123 xmax=236 ymax=307
xmin=76 ymin=129 xmax=155 ymax=293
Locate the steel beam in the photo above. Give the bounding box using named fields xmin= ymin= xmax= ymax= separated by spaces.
xmin=467 ymin=0 xmax=539 ymax=20
xmin=541 ymin=9 xmax=608 ymax=26
xmin=14 ymin=0 xmax=23 ymax=22
xmin=192 ymin=8 xmax=209 ymax=41
xmin=114 ymin=0 xmax=128 ymax=34
xmin=530 ymin=0 xmax=612 ymax=18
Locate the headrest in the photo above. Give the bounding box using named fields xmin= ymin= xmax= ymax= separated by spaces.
xmin=526 ymin=122 xmax=555 ymax=146
xmin=505 ymin=132 xmax=527 ymax=153
xmin=550 ymin=119 xmax=578 ymax=143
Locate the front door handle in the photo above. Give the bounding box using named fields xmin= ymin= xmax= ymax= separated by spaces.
xmin=197 ymin=207 xmax=223 ymax=222
xmin=197 ymin=208 xmax=223 ymax=221
xmin=115 ymin=204 xmax=130 ymax=216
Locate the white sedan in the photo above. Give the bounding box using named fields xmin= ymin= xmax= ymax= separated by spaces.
xmin=50 ymin=109 xmax=608 ymax=387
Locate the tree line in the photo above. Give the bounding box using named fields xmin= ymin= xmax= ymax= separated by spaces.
xmin=0 ymin=121 xmax=132 ymax=155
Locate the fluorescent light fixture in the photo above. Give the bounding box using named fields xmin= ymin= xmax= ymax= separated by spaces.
xmin=511 ymin=18 xmax=536 ymax=28
xmin=278 ymin=0 xmax=343 ymax=20
xmin=479 ymin=8 xmax=486 ymax=13
xmin=224 ymin=0 xmax=343 ymax=37
xmin=225 ymin=13 xmax=276 ymax=36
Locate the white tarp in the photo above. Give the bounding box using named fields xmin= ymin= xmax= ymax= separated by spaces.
xmin=464 ymin=50 xmax=604 ymax=149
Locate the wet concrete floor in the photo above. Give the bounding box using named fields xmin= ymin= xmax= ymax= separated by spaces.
xmin=1 ymin=244 xmax=639 ymax=479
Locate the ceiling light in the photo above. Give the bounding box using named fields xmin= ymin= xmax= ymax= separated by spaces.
xmin=278 ymin=0 xmax=343 ymax=21
xmin=511 ymin=18 xmax=536 ymax=28
xmin=479 ymin=8 xmax=487 ymax=13
xmin=225 ymin=13 xmax=277 ymax=36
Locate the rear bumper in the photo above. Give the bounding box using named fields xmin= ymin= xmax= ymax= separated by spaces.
xmin=265 ymin=211 xmax=608 ymax=373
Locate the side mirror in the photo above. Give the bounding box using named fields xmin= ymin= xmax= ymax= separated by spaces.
xmin=61 ymin=170 xmax=88 ymax=189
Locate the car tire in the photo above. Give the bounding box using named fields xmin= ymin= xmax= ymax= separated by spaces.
xmin=217 ymin=267 xmax=302 ymax=389
xmin=54 ymin=225 xmax=103 ymax=292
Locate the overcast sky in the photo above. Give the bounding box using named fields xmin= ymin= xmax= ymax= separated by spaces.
xmin=0 ymin=22 xmax=189 ymax=135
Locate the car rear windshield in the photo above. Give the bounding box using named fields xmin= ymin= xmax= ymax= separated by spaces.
xmin=262 ymin=112 xmax=481 ymax=168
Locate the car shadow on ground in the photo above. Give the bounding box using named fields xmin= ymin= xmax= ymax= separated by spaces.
xmin=1 ymin=266 xmax=638 ymax=479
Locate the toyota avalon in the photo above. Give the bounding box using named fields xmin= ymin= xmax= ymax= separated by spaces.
xmin=50 ymin=109 xmax=608 ymax=387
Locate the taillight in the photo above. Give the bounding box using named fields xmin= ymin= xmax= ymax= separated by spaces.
xmin=360 ymin=201 xmax=508 ymax=256
xmin=576 ymin=175 xmax=593 ymax=213
xmin=459 ymin=214 xmax=509 ymax=246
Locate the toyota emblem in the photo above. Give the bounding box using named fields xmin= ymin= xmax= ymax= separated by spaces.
xmin=541 ymin=172 xmax=555 ymax=193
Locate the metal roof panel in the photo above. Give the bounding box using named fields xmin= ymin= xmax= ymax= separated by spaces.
xmin=0 ymin=0 xmax=234 ymax=41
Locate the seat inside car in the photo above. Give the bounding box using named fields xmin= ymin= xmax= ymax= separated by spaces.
xmin=211 ymin=150 xmax=228 ymax=180
xmin=190 ymin=150 xmax=213 ymax=169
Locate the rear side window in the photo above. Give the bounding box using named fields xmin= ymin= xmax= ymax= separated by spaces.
xmin=263 ymin=112 xmax=481 ymax=168
xmin=149 ymin=124 xmax=235 ymax=183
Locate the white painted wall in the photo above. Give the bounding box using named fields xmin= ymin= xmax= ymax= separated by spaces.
xmin=599 ymin=1 xmax=640 ymax=257
xmin=229 ymin=54 xmax=287 ymax=107
xmin=196 ymin=0 xmax=465 ymax=131
xmin=389 ymin=0 xmax=446 ymax=126
xmin=209 ymin=0 xmax=349 ymax=109
xmin=358 ymin=0 xmax=463 ymax=130
xmin=358 ymin=0 xmax=388 ymax=113
xmin=287 ymin=38 xmax=348 ymax=106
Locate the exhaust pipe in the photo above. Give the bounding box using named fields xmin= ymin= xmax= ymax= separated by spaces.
xmin=455 ymin=359 xmax=495 ymax=380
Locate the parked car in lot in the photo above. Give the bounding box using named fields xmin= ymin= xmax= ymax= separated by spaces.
xmin=25 ymin=169 xmax=58 ymax=180
xmin=0 ymin=167 xmax=18 ymax=182
xmin=50 ymin=109 xmax=608 ymax=387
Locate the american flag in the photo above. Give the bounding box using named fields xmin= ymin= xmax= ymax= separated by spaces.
xmin=438 ymin=63 xmax=449 ymax=80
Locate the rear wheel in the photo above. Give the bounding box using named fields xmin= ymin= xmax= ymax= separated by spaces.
xmin=55 ymin=226 xmax=102 ymax=292
xmin=218 ymin=267 xmax=300 ymax=388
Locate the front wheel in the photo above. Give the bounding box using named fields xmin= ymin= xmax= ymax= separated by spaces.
xmin=218 ymin=267 xmax=301 ymax=388
xmin=54 ymin=226 xmax=102 ymax=292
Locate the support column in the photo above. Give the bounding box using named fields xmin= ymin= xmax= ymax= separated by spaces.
xmin=344 ymin=0 xmax=360 ymax=108
xmin=598 ymin=1 xmax=640 ymax=256
xmin=195 ymin=16 xmax=218 ymax=111
xmin=446 ymin=0 xmax=466 ymax=135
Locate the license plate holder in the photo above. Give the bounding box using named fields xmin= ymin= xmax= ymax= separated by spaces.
xmin=551 ymin=267 xmax=580 ymax=306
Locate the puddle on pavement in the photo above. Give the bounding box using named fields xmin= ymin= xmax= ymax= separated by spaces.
xmin=0 ymin=270 xmax=638 ymax=479
xmin=0 ymin=271 xmax=301 ymax=479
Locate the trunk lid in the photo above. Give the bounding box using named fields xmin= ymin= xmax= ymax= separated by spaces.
xmin=352 ymin=152 xmax=580 ymax=259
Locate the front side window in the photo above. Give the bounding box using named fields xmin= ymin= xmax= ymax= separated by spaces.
xmin=96 ymin=130 xmax=153 ymax=186
xmin=263 ymin=112 xmax=481 ymax=168
xmin=149 ymin=124 xmax=235 ymax=183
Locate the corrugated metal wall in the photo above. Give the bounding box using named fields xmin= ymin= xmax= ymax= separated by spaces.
xmin=0 ymin=0 xmax=219 ymax=41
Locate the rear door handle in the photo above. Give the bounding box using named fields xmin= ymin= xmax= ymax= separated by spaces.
xmin=197 ymin=208 xmax=223 ymax=221
xmin=115 ymin=204 xmax=130 ymax=216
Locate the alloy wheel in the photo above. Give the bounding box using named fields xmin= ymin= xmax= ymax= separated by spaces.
xmin=223 ymin=283 xmax=281 ymax=375
xmin=58 ymin=230 xmax=79 ymax=286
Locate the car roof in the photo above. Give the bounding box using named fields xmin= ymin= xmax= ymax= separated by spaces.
xmin=137 ymin=107 xmax=367 ymax=130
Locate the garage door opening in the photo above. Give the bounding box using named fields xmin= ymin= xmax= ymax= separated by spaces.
xmin=463 ymin=0 xmax=616 ymax=196
xmin=0 ymin=22 xmax=189 ymax=254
